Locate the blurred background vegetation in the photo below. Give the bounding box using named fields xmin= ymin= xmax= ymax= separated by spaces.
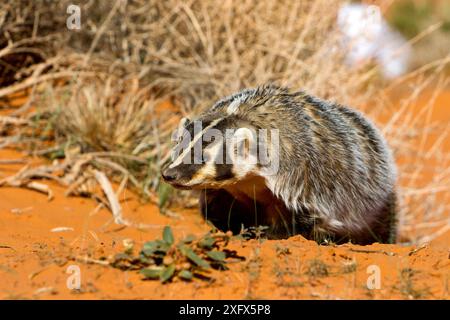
xmin=387 ymin=0 xmax=450 ymax=67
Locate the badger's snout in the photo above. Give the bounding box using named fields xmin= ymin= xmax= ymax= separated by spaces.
xmin=161 ymin=166 xmax=194 ymax=190
xmin=161 ymin=167 xmax=179 ymax=183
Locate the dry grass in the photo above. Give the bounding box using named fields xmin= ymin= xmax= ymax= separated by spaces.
xmin=380 ymin=69 xmax=450 ymax=244
xmin=0 ymin=0 xmax=449 ymax=242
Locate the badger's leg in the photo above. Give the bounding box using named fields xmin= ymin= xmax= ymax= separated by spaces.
xmin=200 ymin=189 xmax=321 ymax=240
xmin=199 ymin=189 xmax=259 ymax=235
xmin=336 ymin=191 xmax=398 ymax=245
xmin=372 ymin=191 xmax=398 ymax=244
xmin=269 ymin=205 xmax=316 ymax=240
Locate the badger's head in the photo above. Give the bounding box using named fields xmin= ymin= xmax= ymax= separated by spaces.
xmin=161 ymin=116 xmax=255 ymax=189
xmin=161 ymin=100 xmax=281 ymax=190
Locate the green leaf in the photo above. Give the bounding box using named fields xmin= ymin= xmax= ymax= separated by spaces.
xmin=138 ymin=255 xmax=154 ymax=265
xmin=180 ymin=246 xmax=211 ymax=269
xmin=162 ymin=226 xmax=174 ymax=245
xmin=142 ymin=241 xmax=158 ymax=252
xmin=158 ymin=183 xmax=173 ymax=209
xmin=140 ymin=267 xmax=163 ymax=279
xmin=178 ymin=270 xmax=193 ymax=281
xmin=141 ymin=249 xmax=154 ymax=257
xmin=181 ymin=234 xmax=196 ymax=243
xmin=142 ymin=240 xmax=170 ymax=256
xmin=160 ymin=264 xmax=176 ymax=283
xmin=198 ymin=236 xmax=215 ymax=249
xmin=48 ymin=148 xmax=65 ymax=160
xmin=206 ymin=250 xmax=226 ymax=261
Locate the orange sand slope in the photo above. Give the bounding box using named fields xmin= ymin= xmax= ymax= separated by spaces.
xmin=0 ymin=148 xmax=448 ymax=300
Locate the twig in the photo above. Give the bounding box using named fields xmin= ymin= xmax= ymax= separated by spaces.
xmin=0 ymin=159 xmax=28 ymax=164
xmin=0 ymin=245 xmax=15 ymax=252
xmin=26 ymin=181 xmax=53 ymax=200
xmin=83 ymin=0 xmax=122 ymax=66
xmin=0 ymin=116 xmax=30 ymax=125
xmin=93 ymin=169 xmax=165 ymax=230
xmin=348 ymin=248 xmax=396 ymax=256
xmin=93 ymin=169 xmax=126 ymax=226
xmin=417 ymin=224 xmax=450 ymax=245
xmin=74 ymin=255 xmax=110 ymax=267
xmin=0 ymin=71 xmax=98 ymax=98
xmin=408 ymin=245 xmax=427 ymax=256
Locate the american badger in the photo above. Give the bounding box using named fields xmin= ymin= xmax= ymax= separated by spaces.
xmin=162 ymin=85 xmax=397 ymax=244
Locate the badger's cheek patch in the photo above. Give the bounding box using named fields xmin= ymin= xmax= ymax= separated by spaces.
xmin=189 ymin=164 xmax=216 ymax=186
xmin=189 ymin=172 xmax=205 ymax=185
xmin=214 ymin=164 xmax=235 ymax=181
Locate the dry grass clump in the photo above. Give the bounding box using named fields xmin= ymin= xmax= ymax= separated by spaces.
xmin=0 ymin=0 xmax=449 ymax=242
xmin=40 ymin=77 xmax=172 ymax=162
xmin=306 ymin=259 xmax=329 ymax=278
xmin=396 ymin=268 xmax=430 ymax=299
xmin=5 ymin=72 xmax=178 ymax=203
xmin=0 ymin=1 xmax=67 ymax=87
xmin=37 ymin=78 xmax=174 ymax=191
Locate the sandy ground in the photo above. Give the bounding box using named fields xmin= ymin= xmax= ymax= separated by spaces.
xmin=0 ymin=89 xmax=449 ymax=300
xmin=0 ymin=165 xmax=448 ymax=300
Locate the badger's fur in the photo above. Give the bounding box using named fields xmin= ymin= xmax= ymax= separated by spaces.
xmin=162 ymin=85 xmax=397 ymax=244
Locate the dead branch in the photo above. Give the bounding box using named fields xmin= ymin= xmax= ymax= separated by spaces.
xmin=93 ymin=169 xmax=127 ymax=226
xmin=0 ymin=116 xmax=30 ymax=126
xmin=0 ymin=159 xmax=27 ymax=164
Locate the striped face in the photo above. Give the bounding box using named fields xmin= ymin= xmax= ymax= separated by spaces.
xmin=161 ymin=115 xmax=259 ymax=189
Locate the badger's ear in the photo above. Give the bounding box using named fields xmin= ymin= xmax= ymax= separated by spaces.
xmin=180 ymin=117 xmax=191 ymax=128
xmin=173 ymin=117 xmax=191 ymax=142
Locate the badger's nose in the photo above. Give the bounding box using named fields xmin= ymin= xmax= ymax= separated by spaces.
xmin=161 ymin=168 xmax=178 ymax=182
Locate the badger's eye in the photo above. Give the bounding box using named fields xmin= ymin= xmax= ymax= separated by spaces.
xmin=192 ymin=152 xmax=209 ymax=164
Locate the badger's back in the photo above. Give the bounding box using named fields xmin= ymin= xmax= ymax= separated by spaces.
xmin=258 ymin=90 xmax=397 ymax=243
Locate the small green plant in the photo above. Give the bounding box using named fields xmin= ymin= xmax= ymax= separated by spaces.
xmin=157 ymin=182 xmax=173 ymax=210
xmin=273 ymin=260 xmax=304 ymax=288
xmin=341 ymin=261 xmax=357 ymax=274
xmin=235 ymin=225 xmax=270 ymax=240
xmin=275 ymin=244 xmax=292 ymax=257
xmin=388 ymin=0 xmax=433 ymax=38
xmin=110 ymin=226 xmax=244 ymax=283
xmin=306 ymin=259 xmax=329 ymax=277
xmin=397 ymin=268 xmax=430 ymax=299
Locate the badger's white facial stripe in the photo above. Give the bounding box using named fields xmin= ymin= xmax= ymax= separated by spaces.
xmin=226 ymin=96 xmax=244 ymax=115
xmin=231 ymin=157 xmax=258 ymax=179
xmin=188 ymin=163 xmax=216 ymax=186
xmin=227 ymin=128 xmax=258 ymax=178
xmin=169 ymin=118 xmax=223 ymax=168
